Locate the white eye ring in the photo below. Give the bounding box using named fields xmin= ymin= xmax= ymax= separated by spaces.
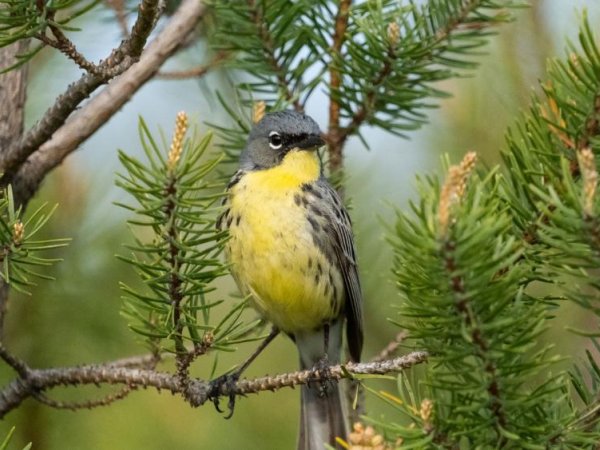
xmin=269 ymin=131 xmax=283 ymax=150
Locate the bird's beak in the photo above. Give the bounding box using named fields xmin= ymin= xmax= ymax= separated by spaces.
xmin=296 ymin=134 xmax=325 ymax=150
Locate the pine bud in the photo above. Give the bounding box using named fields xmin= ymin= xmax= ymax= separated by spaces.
xmin=578 ymin=148 xmax=597 ymax=216
xmin=168 ymin=111 xmax=188 ymax=171
xmin=420 ymin=398 xmax=433 ymax=422
xmin=345 ymin=422 xmax=392 ymax=449
xmin=387 ymin=22 xmax=400 ymax=46
xmin=253 ymin=101 xmax=266 ymax=124
xmin=12 ymin=221 xmax=24 ymax=245
xmin=438 ymin=152 xmax=477 ymax=235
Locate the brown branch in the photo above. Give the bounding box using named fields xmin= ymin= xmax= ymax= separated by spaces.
xmin=37 ymin=24 xmax=101 ymax=75
xmin=158 ymin=66 xmax=211 ymax=79
xmin=0 ymin=0 xmax=163 ymax=188
xmin=105 ymin=0 xmax=131 ymax=39
xmin=442 ymin=240 xmax=508 ymax=441
xmin=164 ymin=174 xmax=185 ymax=358
xmin=0 ymin=351 xmax=428 ymax=418
xmin=341 ymin=46 xmax=396 ymax=140
xmin=0 ymin=40 xmax=29 ymax=336
xmin=371 ymin=331 xmax=408 ymax=363
xmin=157 ymin=52 xmax=229 ymax=79
xmin=0 ymin=342 xmax=28 ymax=377
xmin=33 ymin=385 xmax=135 ymax=411
xmin=105 ymin=353 xmax=161 ymax=368
xmin=326 ymin=0 xmax=485 ymax=169
xmin=326 ymin=0 xmax=351 ymax=174
xmin=8 ymin=0 xmax=207 ymax=207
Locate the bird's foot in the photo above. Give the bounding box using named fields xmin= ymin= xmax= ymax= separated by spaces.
xmin=207 ymin=372 xmax=240 ymax=419
xmin=308 ymin=354 xmax=333 ymax=397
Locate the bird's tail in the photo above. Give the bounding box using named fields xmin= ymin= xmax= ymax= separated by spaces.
xmin=296 ymin=320 xmax=348 ymax=450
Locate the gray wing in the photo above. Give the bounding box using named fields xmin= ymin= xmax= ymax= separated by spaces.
xmin=304 ymin=180 xmax=363 ymax=362
xmin=216 ymin=169 xmax=245 ymax=231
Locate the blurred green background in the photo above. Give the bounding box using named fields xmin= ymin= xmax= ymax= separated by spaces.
xmin=2 ymin=1 xmax=600 ymax=448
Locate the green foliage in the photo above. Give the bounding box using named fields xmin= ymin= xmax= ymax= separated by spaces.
xmin=0 ymin=0 xmax=100 ymax=71
xmin=391 ymin=165 xmax=566 ymax=446
xmin=332 ymin=0 xmax=519 ymax=137
xmin=208 ymin=0 xmax=521 ymax=156
xmin=0 ymin=186 xmax=68 ymax=294
xmin=0 ymin=427 xmax=31 ymax=450
xmin=502 ymin=14 xmax=600 ymax=235
xmin=500 ymin=15 xmax=600 ymax=335
xmin=384 ymin=13 xmax=600 ymax=448
xmin=0 ymin=0 xmax=99 ymax=46
xmin=116 ymin=117 xmax=243 ymax=354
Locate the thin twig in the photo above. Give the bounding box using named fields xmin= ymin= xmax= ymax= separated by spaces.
xmin=0 ymin=40 xmax=28 ymax=336
xmin=326 ymin=0 xmax=351 ymax=174
xmin=327 ymin=0 xmax=487 ymax=167
xmin=0 ymin=0 xmax=163 ymax=187
xmin=442 ymin=239 xmax=508 ymax=440
xmin=0 ymin=351 xmax=428 ymax=418
xmin=32 ymin=385 xmax=135 ymax=411
xmin=105 ymin=0 xmax=130 ymax=38
xmin=9 ymin=0 xmax=207 ymax=207
xmin=157 ymin=51 xmax=229 ymax=79
xmin=371 ymin=331 xmax=408 ymax=363
xmin=0 ymin=342 xmax=28 ymax=377
xmin=37 ymin=24 xmax=101 ymax=75
xmin=105 ymin=353 xmax=161 ymax=368
xmin=0 ymin=340 xmax=161 ymax=412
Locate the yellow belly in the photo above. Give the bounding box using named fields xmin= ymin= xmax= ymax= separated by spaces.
xmin=225 ymin=151 xmax=343 ymax=333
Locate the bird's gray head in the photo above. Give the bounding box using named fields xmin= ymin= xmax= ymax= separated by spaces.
xmin=240 ymin=110 xmax=324 ymax=171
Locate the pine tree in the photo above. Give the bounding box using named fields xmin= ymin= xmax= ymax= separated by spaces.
xmin=0 ymin=1 xmax=599 ymax=448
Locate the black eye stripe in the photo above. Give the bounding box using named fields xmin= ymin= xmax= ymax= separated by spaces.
xmin=269 ymin=132 xmax=311 ymax=150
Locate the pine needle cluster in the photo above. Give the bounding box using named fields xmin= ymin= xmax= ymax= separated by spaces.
xmin=387 ymin=14 xmax=600 ymax=448
xmin=115 ymin=115 xmax=256 ymax=357
xmin=207 ymin=0 xmax=522 ymax=158
xmin=0 ymin=187 xmax=68 ymax=294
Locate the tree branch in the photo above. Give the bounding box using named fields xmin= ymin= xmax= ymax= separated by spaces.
xmin=371 ymin=331 xmax=408 ymax=363
xmin=442 ymin=239 xmax=508 ymax=441
xmin=157 ymin=51 xmax=229 ymax=79
xmin=105 ymin=0 xmax=131 ymax=39
xmin=0 ymin=351 xmax=428 ymax=418
xmin=0 ymin=39 xmax=29 ymax=336
xmin=0 ymin=0 xmax=163 ymax=186
xmin=326 ymin=0 xmax=494 ymax=164
xmin=9 ymin=0 xmax=207 ymax=207
xmin=36 ymin=21 xmax=102 ymax=75
xmin=326 ymin=0 xmax=351 ymax=174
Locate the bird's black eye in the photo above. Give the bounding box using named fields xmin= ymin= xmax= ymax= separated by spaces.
xmin=269 ymin=131 xmax=283 ymax=150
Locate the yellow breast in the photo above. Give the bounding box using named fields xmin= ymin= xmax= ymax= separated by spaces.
xmin=224 ymin=150 xmax=343 ymax=333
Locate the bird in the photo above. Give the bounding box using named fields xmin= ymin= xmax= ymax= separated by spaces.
xmin=216 ymin=110 xmax=363 ymax=449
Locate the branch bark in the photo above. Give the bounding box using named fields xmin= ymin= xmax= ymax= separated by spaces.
xmin=0 ymin=40 xmax=29 ymax=336
xmin=326 ymin=0 xmax=351 ymax=174
xmin=0 ymin=0 xmax=164 ymax=193
xmin=0 ymin=351 xmax=428 ymax=418
xmin=9 ymin=0 xmax=207 ymax=207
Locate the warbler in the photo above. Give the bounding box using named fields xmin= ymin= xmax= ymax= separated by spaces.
xmin=217 ymin=110 xmax=363 ymax=450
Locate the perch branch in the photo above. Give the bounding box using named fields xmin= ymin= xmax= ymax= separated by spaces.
xmin=0 ymin=351 xmax=428 ymax=418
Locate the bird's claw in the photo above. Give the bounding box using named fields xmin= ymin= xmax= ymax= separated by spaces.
xmin=208 ymin=373 xmax=240 ymax=419
xmin=308 ymin=354 xmax=333 ymax=397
